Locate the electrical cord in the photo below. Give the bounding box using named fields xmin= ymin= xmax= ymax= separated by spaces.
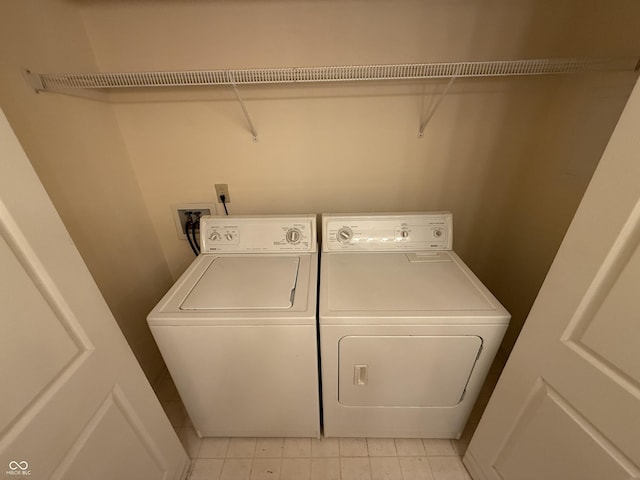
xmin=185 ymin=214 xmax=199 ymax=256
xmin=221 ymin=194 xmax=229 ymax=215
xmin=190 ymin=214 xmax=201 ymax=254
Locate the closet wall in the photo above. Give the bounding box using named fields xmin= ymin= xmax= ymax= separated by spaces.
xmin=0 ymin=1 xmax=172 ymax=382
xmin=80 ymin=0 xmax=640 ymax=352
xmin=1 ymin=0 xmax=638 ymax=378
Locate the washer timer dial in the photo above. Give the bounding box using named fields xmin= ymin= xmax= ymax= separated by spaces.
xmin=286 ymin=227 xmax=302 ymax=244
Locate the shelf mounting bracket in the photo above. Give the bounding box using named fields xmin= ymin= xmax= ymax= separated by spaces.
xmin=418 ymin=71 xmax=458 ymax=138
xmin=229 ymin=74 xmax=258 ymax=142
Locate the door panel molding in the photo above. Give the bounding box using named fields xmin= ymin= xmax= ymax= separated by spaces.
xmin=51 ymin=385 xmax=170 ymax=480
xmin=0 ymin=200 xmax=94 ymax=449
xmin=0 ymin=200 xmax=94 ymax=352
xmin=493 ymin=380 xmax=640 ymax=480
xmin=562 ymin=197 xmax=640 ymax=397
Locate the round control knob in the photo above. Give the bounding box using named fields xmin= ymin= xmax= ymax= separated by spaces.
xmin=400 ymin=229 xmax=409 ymax=238
xmin=225 ymin=233 xmax=234 ymax=241
xmin=209 ymin=231 xmax=221 ymax=241
xmin=286 ymin=227 xmax=302 ymax=244
xmin=337 ymin=226 xmax=353 ymax=244
xmin=433 ymin=228 xmax=443 ymax=238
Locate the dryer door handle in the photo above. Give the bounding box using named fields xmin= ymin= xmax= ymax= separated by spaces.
xmin=354 ymin=364 xmax=368 ymax=386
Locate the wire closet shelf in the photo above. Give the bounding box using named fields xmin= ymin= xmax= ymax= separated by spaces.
xmin=26 ymin=57 xmax=640 ymax=91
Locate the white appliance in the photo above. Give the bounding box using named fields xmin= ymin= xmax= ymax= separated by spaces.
xmin=148 ymin=215 xmax=320 ymax=437
xmin=319 ymin=212 xmax=510 ymax=438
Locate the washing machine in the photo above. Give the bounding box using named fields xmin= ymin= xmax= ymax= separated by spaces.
xmin=148 ymin=215 xmax=320 ymax=437
xmin=319 ymin=212 xmax=510 ymax=438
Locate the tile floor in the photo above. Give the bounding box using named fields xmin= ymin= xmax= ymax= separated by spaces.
xmin=184 ymin=437 xmax=472 ymax=480
xmin=155 ymin=371 xmax=483 ymax=480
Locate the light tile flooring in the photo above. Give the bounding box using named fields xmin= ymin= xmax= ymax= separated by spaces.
xmin=155 ymin=371 xmax=483 ymax=480
xmin=181 ymin=436 xmax=473 ymax=480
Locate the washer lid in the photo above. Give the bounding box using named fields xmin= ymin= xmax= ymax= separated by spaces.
xmin=180 ymin=256 xmax=300 ymax=310
xmin=326 ymin=252 xmax=493 ymax=312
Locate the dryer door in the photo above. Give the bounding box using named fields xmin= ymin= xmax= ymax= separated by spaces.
xmin=338 ymin=335 xmax=482 ymax=407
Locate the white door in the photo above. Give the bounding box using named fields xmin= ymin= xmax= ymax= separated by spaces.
xmin=0 ymin=109 xmax=189 ymax=480
xmin=463 ymin=80 xmax=640 ymax=478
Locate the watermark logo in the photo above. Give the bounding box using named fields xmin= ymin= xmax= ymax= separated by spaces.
xmin=6 ymin=461 xmax=30 ymax=476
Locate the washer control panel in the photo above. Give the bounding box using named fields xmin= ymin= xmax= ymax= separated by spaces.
xmin=323 ymin=212 xmax=452 ymax=252
xmin=200 ymin=215 xmax=317 ymax=253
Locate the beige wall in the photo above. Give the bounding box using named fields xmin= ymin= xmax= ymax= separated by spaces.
xmin=0 ymin=1 xmax=172 ymax=382
xmin=79 ymin=0 xmax=640 ymax=352
xmin=2 ymin=0 xmax=638 ymax=382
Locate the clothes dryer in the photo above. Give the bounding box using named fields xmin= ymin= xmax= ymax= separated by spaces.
xmin=319 ymin=212 xmax=510 ymax=438
xmin=148 ymin=215 xmax=320 ymax=437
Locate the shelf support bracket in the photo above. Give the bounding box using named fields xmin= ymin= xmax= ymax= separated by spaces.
xmin=229 ymin=75 xmax=258 ymax=142
xmin=418 ymin=72 xmax=458 ymax=138
xmin=24 ymin=69 xmax=44 ymax=93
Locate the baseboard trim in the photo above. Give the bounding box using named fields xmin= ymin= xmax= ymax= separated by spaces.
xmin=463 ymin=448 xmax=490 ymax=480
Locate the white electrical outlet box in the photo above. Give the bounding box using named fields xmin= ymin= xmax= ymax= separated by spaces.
xmin=172 ymin=203 xmax=218 ymax=239
xmin=215 ymin=184 xmax=231 ymax=203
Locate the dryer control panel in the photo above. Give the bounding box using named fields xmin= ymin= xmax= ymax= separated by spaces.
xmin=200 ymin=215 xmax=317 ymax=253
xmin=323 ymin=212 xmax=452 ymax=252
